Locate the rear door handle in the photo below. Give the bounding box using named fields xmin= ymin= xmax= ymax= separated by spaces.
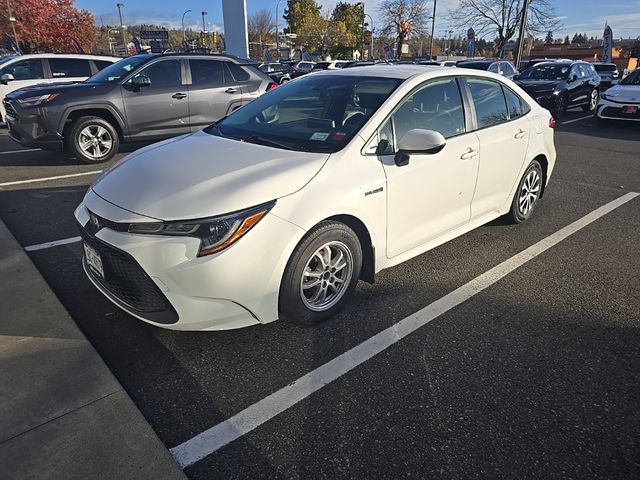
xmin=172 ymin=92 xmax=187 ymax=99
xmin=514 ymin=129 xmax=527 ymax=139
xmin=225 ymin=87 xmax=238 ymax=94
xmin=460 ymin=147 xmax=478 ymax=160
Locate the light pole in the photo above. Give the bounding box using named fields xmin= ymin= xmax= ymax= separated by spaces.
xmin=116 ymin=3 xmax=126 ymax=54
xmin=201 ymin=11 xmax=208 ymax=47
xmin=364 ymin=13 xmax=374 ymax=60
xmin=6 ymin=0 xmax=19 ymax=47
xmin=514 ymin=0 xmax=531 ymax=69
xmin=276 ymin=0 xmax=284 ymax=55
xmin=182 ymin=10 xmax=191 ymax=44
xmin=428 ymin=0 xmax=436 ymax=59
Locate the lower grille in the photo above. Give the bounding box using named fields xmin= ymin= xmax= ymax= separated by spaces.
xmin=3 ymin=100 xmax=17 ymax=118
xmin=79 ymin=226 xmax=178 ymax=324
xmin=602 ymin=106 xmax=640 ymax=120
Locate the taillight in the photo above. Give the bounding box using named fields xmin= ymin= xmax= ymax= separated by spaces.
xmin=549 ymin=117 xmax=556 ymax=129
xmin=266 ymin=82 xmax=278 ymax=91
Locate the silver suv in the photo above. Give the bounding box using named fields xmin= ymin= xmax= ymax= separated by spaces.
xmin=4 ymin=53 xmax=274 ymax=163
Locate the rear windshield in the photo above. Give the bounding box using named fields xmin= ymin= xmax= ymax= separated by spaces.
xmin=620 ymin=70 xmax=640 ymax=85
xmin=207 ymin=74 xmax=401 ymax=154
xmin=519 ymin=63 xmax=570 ymax=80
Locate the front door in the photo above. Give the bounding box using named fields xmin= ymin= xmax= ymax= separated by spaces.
xmin=380 ymin=77 xmax=479 ymax=258
xmin=121 ymin=58 xmax=190 ymax=138
xmin=0 ymin=58 xmax=48 ymax=120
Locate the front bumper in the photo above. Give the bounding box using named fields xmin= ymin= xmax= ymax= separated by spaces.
xmin=526 ymin=91 xmax=557 ymax=110
xmin=3 ymin=100 xmax=64 ymax=150
xmin=74 ymin=193 xmax=305 ymax=331
xmin=596 ymin=98 xmax=640 ymax=121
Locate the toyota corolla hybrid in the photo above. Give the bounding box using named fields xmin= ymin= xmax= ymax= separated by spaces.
xmin=75 ymin=66 xmax=556 ymax=331
xmin=596 ymin=68 xmax=640 ymax=123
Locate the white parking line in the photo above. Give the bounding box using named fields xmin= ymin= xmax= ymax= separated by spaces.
xmin=0 ymin=148 xmax=42 ymax=155
xmin=169 ymin=191 xmax=639 ymax=469
xmin=0 ymin=170 xmax=102 ymax=188
xmin=562 ymin=115 xmax=592 ymax=125
xmin=24 ymin=236 xmax=81 ymax=252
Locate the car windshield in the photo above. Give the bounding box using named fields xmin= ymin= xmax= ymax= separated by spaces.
xmin=87 ymin=56 xmax=149 ymax=83
xmin=206 ymin=74 xmax=401 ymax=154
xmin=620 ymin=69 xmax=640 ymax=85
xmin=519 ymin=63 xmax=570 ymax=80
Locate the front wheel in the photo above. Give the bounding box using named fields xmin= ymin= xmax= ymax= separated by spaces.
xmin=66 ymin=116 xmax=119 ymax=164
xmin=555 ymin=93 xmax=568 ymax=119
xmin=583 ymin=88 xmax=599 ymax=112
xmin=505 ymin=160 xmax=543 ymax=224
xmin=279 ymin=221 xmax=362 ymax=326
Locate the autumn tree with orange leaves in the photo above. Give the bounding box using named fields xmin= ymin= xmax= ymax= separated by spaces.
xmin=1 ymin=0 xmax=95 ymax=53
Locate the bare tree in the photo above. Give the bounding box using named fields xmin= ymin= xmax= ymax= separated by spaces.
xmin=378 ymin=0 xmax=431 ymax=57
xmin=449 ymin=0 xmax=561 ymax=57
xmin=248 ymin=9 xmax=275 ymax=43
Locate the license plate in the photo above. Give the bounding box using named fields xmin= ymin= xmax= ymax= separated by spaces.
xmin=83 ymin=242 xmax=104 ymax=278
xmin=623 ymin=106 xmax=638 ymax=114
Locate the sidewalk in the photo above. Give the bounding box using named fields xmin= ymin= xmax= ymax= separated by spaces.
xmin=0 ymin=219 xmax=186 ymax=479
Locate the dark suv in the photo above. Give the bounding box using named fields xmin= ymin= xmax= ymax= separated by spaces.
xmin=4 ymin=53 xmax=274 ymax=163
xmin=456 ymin=59 xmax=519 ymax=79
xmin=514 ymin=60 xmax=601 ymax=117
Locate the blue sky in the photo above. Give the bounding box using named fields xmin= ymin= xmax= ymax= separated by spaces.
xmin=78 ymin=0 xmax=640 ymax=40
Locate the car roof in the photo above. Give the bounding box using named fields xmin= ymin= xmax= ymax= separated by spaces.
xmin=3 ymin=53 xmax=119 ymax=61
xmin=312 ymin=64 xmax=507 ymax=81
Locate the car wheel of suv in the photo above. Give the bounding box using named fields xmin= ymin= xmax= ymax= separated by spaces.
xmin=279 ymin=221 xmax=362 ymax=326
xmin=583 ymin=88 xmax=598 ymax=112
xmin=67 ymin=116 xmax=119 ymax=164
xmin=506 ymin=160 xmax=543 ymax=224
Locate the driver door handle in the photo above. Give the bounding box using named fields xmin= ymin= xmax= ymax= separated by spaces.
xmin=460 ymin=147 xmax=478 ymax=160
xmin=172 ymin=92 xmax=187 ymax=99
xmin=225 ymin=87 xmax=238 ymax=94
xmin=514 ymin=129 xmax=527 ymax=139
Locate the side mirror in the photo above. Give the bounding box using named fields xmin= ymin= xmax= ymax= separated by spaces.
xmin=513 ymin=74 xmax=520 ymax=81
xmin=394 ymin=129 xmax=446 ymax=166
xmin=570 ymin=74 xmax=578 ymax=83
xmin=131 ymin=75 xmax=151 ymax=90
xmin=0 ymin=73 xmax=15 ymax=85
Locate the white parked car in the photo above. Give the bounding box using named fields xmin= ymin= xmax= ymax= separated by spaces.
xmin=0 ymin=53 xmax=118 ymax=124
xmin=596 ymin=68 xmax=640 ymax=122
xmin=75 ymin=66 xmax=556 ymax=331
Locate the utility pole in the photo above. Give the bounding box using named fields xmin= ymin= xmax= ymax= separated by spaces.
xmin=6 ymin=0 xmax=19 ymax=47
xmin=514 ymin=0 xmax=531 ymax=69
xmin=201 ymin=11 xmax=208 ymax=47
xmin=428 ymin=0 xmax=436 ymax=60
xmin=116 ymin=3 xmax=126 ymax=54
xmin=276 ymin=0 xmax=283 ymax=56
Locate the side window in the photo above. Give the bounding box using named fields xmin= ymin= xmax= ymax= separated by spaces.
xmin=94 ymin=60 xmax=113 ymax=71
xmin=503 ymin=87 xmax=530 ymax=119
xmin=578 ymin=64 xmax=590 ymax=78
xmin=377 ymin=118 xmax=395 ymax=155
xmin=391 ymin=77 xmax=466 ymax=142
xmin=225 ymin=62 xmax=250 ymax=82
xmin=134 ymin=60 xmax=181 ymax=88
xmin=189 ymin=59 xmax=224 ymax=86
xmin=569 ymin=65 xmax=580 ymax=80
xmin=3 ymin=59 xmax=44 ymax=80
xmin=49 ymin=58 xmax=92 ymax=78
xmin=488 ymin=63 xmax=499 ymax=73
xmin=467 ymin=78 xmax=509 ymax=129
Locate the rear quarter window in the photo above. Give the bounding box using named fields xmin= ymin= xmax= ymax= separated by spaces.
xmin=225 ymin=62 xmax=250 ymax=82
xmin=49 ymin=58 xmax=92 ymax=78
xmin=94 ymin=60 xmax=114 ymax=71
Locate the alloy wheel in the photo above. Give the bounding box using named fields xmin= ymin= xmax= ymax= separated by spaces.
xmin=590 ymin=89 xmax=598 ymax=111
xmin=300 ymin=241 xmax=353 ymax=312
xmin=518 ymin=169 xmax=541 ymax=216
xmin=78 ymin=125 xmax=113 ymax=159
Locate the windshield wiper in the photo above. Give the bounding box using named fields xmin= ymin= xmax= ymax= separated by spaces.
xmin=244 ymin=135 xmax=305 ymax=151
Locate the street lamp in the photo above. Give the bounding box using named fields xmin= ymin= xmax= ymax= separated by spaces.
xmin=276 ymin=0 xmax=284 ymax=55
xmin=364 ymin=13 xmax=374 ymax=59
xmin=116 ymin=3 xmax=126 ymax=53
xmin=201 ymin=11 xmax=208 ymax=48
xmin=6 ymin=0 xmax=19 ymax=46
xmin=182 ymin=10 xmax=192 ymax=43
xmin=428 ymin=0 xmax=437 ymax=60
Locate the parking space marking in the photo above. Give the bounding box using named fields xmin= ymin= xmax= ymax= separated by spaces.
xmin=0 ymin=170 xmax=102 ymax=188
xmin=169 ymin=191 xmax=639 ymax=469
xmin=25 ymin=236 xmax=81 ymax=252
xmin=0 ymin=148 xmax=42 ymax=155
xmin=562 ymin=115 xmax=592 ymax=125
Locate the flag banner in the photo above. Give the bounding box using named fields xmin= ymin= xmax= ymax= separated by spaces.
xmin=301 ymin=47 xmax=313 ymax=61
xmin=262 ymin=44 xmax=273 ymax=62
xmin=467 ymin=28 xmax=476 ymax=58
xmin=602 ymin=25 xmax=613 ymax=63
xmin=132 ymin=37 xmax=143 ymax=54
xmin=69 ymin=37 xmax=84 ymax=54
xmin=4 ymin=34 xmax=21 ymax=55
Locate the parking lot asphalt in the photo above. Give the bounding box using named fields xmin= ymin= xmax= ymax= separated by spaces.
xmin=1 ymin=111 xmax=639 ymax=479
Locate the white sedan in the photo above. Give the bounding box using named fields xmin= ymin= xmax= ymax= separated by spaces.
xmin=596 ymin=68 xmax=640 ymax=122
xmin=75 ymin=66 xmax=556 ymax=331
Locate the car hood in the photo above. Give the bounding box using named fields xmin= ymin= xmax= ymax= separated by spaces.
xmin=91 ymin=130 xmax=331 ymax=221
xmin=6 ymin=81 xmax=109 ymax=99
xmin=516 ymin=79 xmax=562 ymax=92
xmin=604 ymin=84 xmax=640 ymax=103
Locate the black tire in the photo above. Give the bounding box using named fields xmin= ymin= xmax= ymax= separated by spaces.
xmin=66 ymin=116 xmax=119 ymax=164
xmin=279 ymin=221 xmax=362 ymax=326
xmin=582 ymin=88 xmax=598 ymax=112
xmin=505 ymin=160 xmax=543 ymax=224
xmin=555 ymin=93 xmax=568 ymax=119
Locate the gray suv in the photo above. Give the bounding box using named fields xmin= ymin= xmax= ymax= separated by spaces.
xmin=4 ymin=53 xmax=274 ymax=163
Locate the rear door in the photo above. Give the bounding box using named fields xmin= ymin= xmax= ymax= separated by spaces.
xmin=0 ymin=58 xmax=48 ymax=117
xmin=47 ymin=57 xmax=93 ymax=83
xmin=186 ymin=58 xmax=244 ymax=132
xmin=121 ymin=58 xmax=190 ymax=138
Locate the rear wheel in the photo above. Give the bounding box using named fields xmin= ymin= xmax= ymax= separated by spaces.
xmin=583 ymin=88 xmax=598 ymax=112
xmin=555 ymin=93 xmax=568 ymax=119
xmin=505 ymin=160 xmax=543 ymax=224
xmin=279 ymin=221 xmax=362 ymax=326
xmin=66 ymin=116 xmax=119 ymax=164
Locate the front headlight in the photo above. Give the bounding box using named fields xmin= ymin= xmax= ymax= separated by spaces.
xmin=17 ymin=92 xmax=61 ymax=107
xmin=127 ymin=201 xmax=275 ymax=256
